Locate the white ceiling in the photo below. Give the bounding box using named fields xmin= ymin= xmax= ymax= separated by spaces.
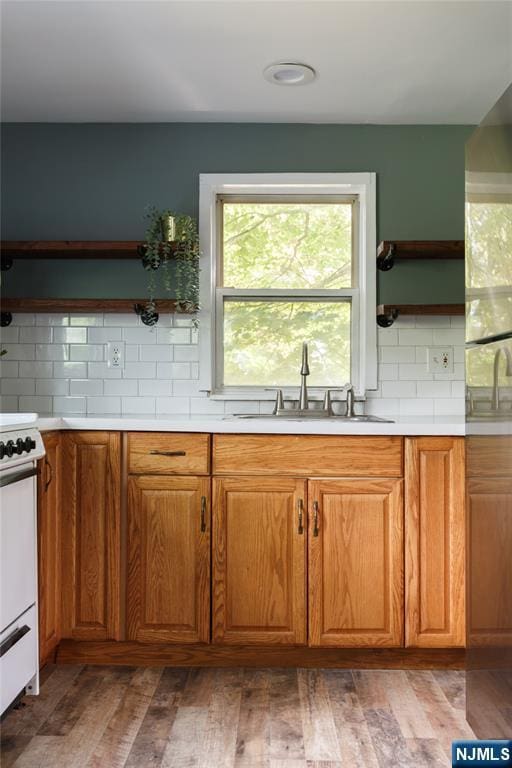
xmin=1 ymin=0 xmax=511 ymax=124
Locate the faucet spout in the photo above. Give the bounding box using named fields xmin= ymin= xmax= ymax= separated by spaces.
xmin=492 ymin=345 xmax=512 ymax=411
xmin=299 ymin=342 xmax=310 ymax=410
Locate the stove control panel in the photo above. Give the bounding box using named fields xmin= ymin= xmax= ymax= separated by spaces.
xmin=0 ymin=429 xmax=45 ymax=467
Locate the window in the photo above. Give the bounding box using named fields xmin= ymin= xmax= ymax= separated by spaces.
xmin=199 ymin=174 xmax=376 ymax=397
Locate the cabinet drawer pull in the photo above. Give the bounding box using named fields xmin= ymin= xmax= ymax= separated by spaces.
xmin=297 ymin=499 xmax=304 ymax=534
xmin=149 ymin=450 xmax=187 ymax=457
xmin=313 ymin=500 xmax=319 ymax=537
xmin=200 ymin=495 xmax=207 ymax=532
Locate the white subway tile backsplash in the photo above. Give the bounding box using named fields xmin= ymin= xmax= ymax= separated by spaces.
xmin=11 ymin=314 xmax=35 ymax=326
xmin=398 ymin=329 xmax=433 ymax=346
xmin=381 ymin=381 xmax=416 ymax=398
xmin=86 ymin=396 xmax=122 ymax=414
xmin=88 ymin=362 xmax=121 ymax=379
xmin=1 ymin=378 xmax=35 ymax=396
xmin=104 ymin=313 xmax=139 ymax=326
xmin=36 ymin=313 xmax=69 ymax=326
xmin=3 ymin=344 xmax=35 ymax=360
xmin=19 ymin=395 xmax=52 ymax=413
xmin=399 ymin=363 xmax=433 ymax=381
xmin=70 ymin=379 xmax=103 ymax=396
xmin=156 ymin=397 xmax=190 ymax=414
xmin=0 ymin=395 xmax=19 ymax=410
xmin=399 ymin=398 xmax=435 ymax=415
xmin=20 ymin=327 xmax=53 ymax=344
xmin=36 ymin=379 xmax=69 ymax=396
xmin=0 ymin=361 xmax=19 ymax=378
xmin=123 ymin=362 xmax=157 ymax=379
xmin=36 ymin=344 xmax=69 ymax=361
xmin=104 ymin=380 xmax=138 ymax=396
xmin=69 ymin=314 xmax=104 ymax=326
xmin=450 ymin=315 xmax=466 ymax=328
xmin=378 ymin=363 xmax=399 ymax=381
xmin=54 ymin=327 xmax=87 ymax=344
xmin=416 ymin=381 xmax=452 ymax=398
xmin=53 ymin=396 xmax=87 ymax=414
xmin=87 ymin=327 xmax=122 ymax=343
xmin=54 ymin=361 xmax=87 ymax=378
xmin=122 ymin=327 xmax=159 ymax=344
xmin=19 ymin=361 xmax=52 ymax=379
xmin=156 ymin=328 xmax=191 ymax=345
xmin=139 ymin=380 xmax=173 ymax=396
xmin=174 ymin=345 xmax=199 ymax=362
xmin=140 ymin=345 xmax=173 ymax=362
xmin=2 ymin=314 xmax=465 ymax=419
xmin=0 ymin=326 xmax=19 ymax=343
xmin=69 ymin=344 xmax=104 ymax=362
xmin=122 ymin=397 xmax=156 ymax=415
xmin=157 ymin=362 xmax=191 ymax=379
xmin=379 ymin=346 xmax=416 ymax=364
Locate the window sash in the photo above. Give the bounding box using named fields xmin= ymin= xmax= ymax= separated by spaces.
xmin=215 ymin=292 xmax=355 ymax=392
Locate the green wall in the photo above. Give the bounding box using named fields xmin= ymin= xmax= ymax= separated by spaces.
xmin=1 ymin=123 xmax=472 ymax=302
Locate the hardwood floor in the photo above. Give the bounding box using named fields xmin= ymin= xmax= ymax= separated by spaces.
xmin=1 ymin=666 xmax=474 ymax=767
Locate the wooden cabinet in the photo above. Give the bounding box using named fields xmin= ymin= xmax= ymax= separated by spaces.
xmin=308 ymin=478 xmax=404 ymax=647
xmin=127 ymin=432 xmax=210 ymax=475
xmin=126 ymin=475 xmax=211 ymax=643
xmin=405 ymin=437 xmax=465 ymax=648
xmin=37 ymin=431 xmax=62 ymax=664
xmin=212 ymin=477 xmax=307 ymax=645
xmin=60 ymin=431 xmax=121 ymax=641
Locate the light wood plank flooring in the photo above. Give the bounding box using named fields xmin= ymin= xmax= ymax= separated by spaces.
xmin=1 ymin=666 xmax=474 ymax=768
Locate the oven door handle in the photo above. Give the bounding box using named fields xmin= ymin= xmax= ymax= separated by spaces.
xmin=0 ymin=466 xmax=38 ymax=489
xmin=0 ymin=624 xmax=30 ymax=657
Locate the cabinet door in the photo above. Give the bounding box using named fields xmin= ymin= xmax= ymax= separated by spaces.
xmin=308 ymin=478 xmax=403 ymax=647
xmin=405 ymin=437 xmax=465 ymax=648
xmin=213 ymin=477 xmax=307 ymax=645
xmin=127 ymin=475 xmax=210 ymax=644
xmin=61 ymin=431 xmax=121 ymax=640
xmin=37 ymin=432 xmax=61 ymax=664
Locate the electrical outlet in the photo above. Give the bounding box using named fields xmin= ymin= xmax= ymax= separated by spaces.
xmin=427 ymin=347 xmax=454 ymax=374
xmin=107 ymin=341 xmax=125 ymax=369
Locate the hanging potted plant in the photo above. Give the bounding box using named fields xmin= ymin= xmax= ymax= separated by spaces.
xmin=135 ymin=206 xmax=200 ymax=326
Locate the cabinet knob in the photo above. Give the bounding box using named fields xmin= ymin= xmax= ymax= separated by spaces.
xmin=313 ymin=501 xmax=320 ymax=537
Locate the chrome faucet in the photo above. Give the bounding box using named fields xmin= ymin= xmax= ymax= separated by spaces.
xmin=298 ymin=342 xmax=310 ymax=410
xmin=492 ymin=345 xmax=512 ymax=411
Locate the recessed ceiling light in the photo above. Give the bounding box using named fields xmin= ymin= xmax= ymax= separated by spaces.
xmin=263 ymin=62 xmax=316 ymax=86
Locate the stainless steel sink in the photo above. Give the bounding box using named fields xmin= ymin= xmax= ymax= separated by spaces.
xmin=230 ymin=413 xmax=394 ymax=423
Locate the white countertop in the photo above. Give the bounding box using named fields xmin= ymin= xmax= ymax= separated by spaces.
xmin=36 ymin=414 xmax=466 ymax=436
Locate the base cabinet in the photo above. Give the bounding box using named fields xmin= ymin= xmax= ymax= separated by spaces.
xmin=405 ymin=437 xmax=465 ymax=647
xmin=126 ymin=475 xmax=211 ymax=643
xmin=60 ymin=431 xmax=121 ymax=641
xmin=212 ymin=476 xmax=307 ymax=645
xmin=37 ymin=432 xmax=62 ymax=664
xmin=308 ymin=478 xmax=404 ymax=647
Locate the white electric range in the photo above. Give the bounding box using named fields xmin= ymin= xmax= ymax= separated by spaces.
xmin=0 ymin=413 xmax=45 ymax=716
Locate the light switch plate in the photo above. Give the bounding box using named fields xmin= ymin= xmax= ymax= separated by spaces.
xmin=427 ymin=347 xmax=454 ymax=374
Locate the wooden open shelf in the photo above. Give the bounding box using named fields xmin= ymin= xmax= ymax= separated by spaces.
xmin=377 ymin=303 xmax=464 ymax=327
xmin=1 ymin=298 xmax=186 ymax=313
xmin=377 ymin=240 xmax=464 ymax=271
xmin=0 ymin=240 xmax=144 ymax=260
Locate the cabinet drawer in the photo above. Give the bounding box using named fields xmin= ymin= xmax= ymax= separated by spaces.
xmin=127 ymin=432 xmax=210 ymax=475
xmin=213 ymin=435 xmax=403 ymax=477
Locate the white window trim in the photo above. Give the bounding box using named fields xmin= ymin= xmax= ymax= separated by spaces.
xmin=198 ymin=173 xmax=377 ymax=399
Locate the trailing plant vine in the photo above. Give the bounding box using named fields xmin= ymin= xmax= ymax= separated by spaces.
xmin=136 ymin=206 xmax=200 ymax=326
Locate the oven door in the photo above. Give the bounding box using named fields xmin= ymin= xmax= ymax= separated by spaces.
xmin=0 ymin=463 xmax=38 ymax=633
